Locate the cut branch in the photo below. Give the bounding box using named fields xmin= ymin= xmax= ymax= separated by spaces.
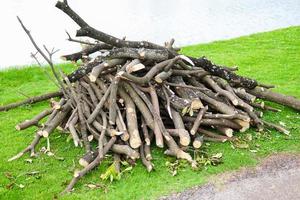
xmin=0 ymin=91 xmax=62 ymax=112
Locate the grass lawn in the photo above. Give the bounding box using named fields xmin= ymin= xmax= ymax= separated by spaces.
xmin=0 ymin=26 xmax=300 ymax=200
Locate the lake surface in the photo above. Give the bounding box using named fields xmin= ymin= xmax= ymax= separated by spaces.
xmin=0 ymin=0 xmax=299 ymax=69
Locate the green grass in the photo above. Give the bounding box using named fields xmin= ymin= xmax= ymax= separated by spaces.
xmin=1 ymin=26 xmax=300 ymax=200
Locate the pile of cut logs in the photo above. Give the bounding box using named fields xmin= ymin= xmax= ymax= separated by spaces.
xmin=3 ymin=0 xmax=300 ymax=194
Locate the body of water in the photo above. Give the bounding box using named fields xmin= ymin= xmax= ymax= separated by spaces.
xmin=0 ymin=0 xmax=299 ymax=69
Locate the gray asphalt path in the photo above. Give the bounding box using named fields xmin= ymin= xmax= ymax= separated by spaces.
xmin=160 ymin=154 xmax=300 ymax=200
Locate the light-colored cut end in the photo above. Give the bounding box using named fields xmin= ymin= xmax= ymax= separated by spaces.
xmin=193 ymin=141 xmax=202 ymax=149
xmin=8 ymin=153 xmax=23 ymax=162
xmin=73 ymin=140 xmax=79 ymax=147
xmin=121 ymin=133 xmax=130 ymax=141
xmin=74 ymin=170 xmax=80 ymax=178
xmin=145 ymin=138 xmax=151 ymax=146
xmin=60 ymin=56 xmax=67 ymax=61
xmin=42 ymin=130 xmax=49 ymax=138
xmin=111 ymin=130 xmax=123 ymax=136
xmin=126 ymin=63 xmax=145 ymax=74
xmin=234 ymin=119 xmax=250 ymax=132
xmin=89 ymin=74 xmax=97 ymax=82
xmin=155 ymin=77 xmax=163 ymax=83
xmin=232 ymin=99 xmax=239 ymax=106
xmin=88 ymin=135 xmax=93 ymax=142
xmin=15 ymin=125 xmax=21 ymax=131
xmin=156 ymin=139 xmax=164 ymax=148
xmin=129 ymin=140 xmax=142 ymax=149
xmin=190 ymin=130 xmax=196 ymax=135
xmin=177 ymin=150 xmax=192 ymax=162
xmin=147 ymin=165 xmax=153 ymax=172
xmin=191 ymin=161 xmax=198 ymax=169
xmin=146 ymin=154 xmax=152 ymax=161
xmin=164 ymin=149 xmax=175 ymax=157
xmin=225 ymin=129 xmax=233 ymax=138
xmin=37 ymin=130 xmax=43 ymax=136
xmin=283 ymin=130 xmax=290 ymax=135
xmin=178 ymin=55 xmax=195 ymax=66
xmin=79 ymin=158 xmax=89 ymax=167
xmin=180 ymin=137 xmax=190 ymax=147
xmin=130 ymin=151 xmax=140 ymax=160
xmin=138 ymin=51 xmax=146 ymax=59
xmin=53 ymin=104 xmax=61 ymax=110
xmin=191 ymin=100 xmax=204 ymax=110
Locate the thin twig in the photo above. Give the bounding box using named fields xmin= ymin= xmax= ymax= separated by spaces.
xmin=17 ymin=16 xmax=67 ymax=96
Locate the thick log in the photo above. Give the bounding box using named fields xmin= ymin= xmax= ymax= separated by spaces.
xmin=55 ymin=1 xmax=164 ymax=50
xmin=87 ymin=85 xmax=112 ymax=124
xmin=155 ymin=70 xmax=173 ymax=83
xmin=121 ymin=82 xmax=155 ymax=130
xmin=193 ymin=134 xmax=204 ymax=149
xmin=198 ymin=128 xmax=232 ymax=142
xmin=140 ymin=144 xmax=153 ymax=172
xmin=170 ymin=108 xmax=190 ymax=146
xmin=79 ymin=144 xmax=139 ymax=167
xmin=156 ymin=86 xmax=192 ymax=111
xmin=121 ymin=57 xmax=179 ymax=85
xmin=89 ymin=58 xmax=126 ymax=82
xmin=68 ymin=114 xmax=81 ymax=147
xmin=190 ymin=57 xmax=258 ymax=89
xmin=190 ymin=106 xmax=208 ymax=135
xmin=203 ymin=76 xmax=238 ymax=105
xmin=141 ymin=118 xmax=152 ymax=160
xmin=170 ymin=76 xmax=203 ymax=108
xmin=118 ymin=87 xmax=142 ymax=149
xmin=112 ymin=144 xmax=140 ymax=160
xmin=214 ymin=77 xmax=254 ymax=111
xmin=262 ymin=120 xmax=290 ymax=135
xmin=67 ymin=60 xmax=102 ymax=82
xmin=106 ymin=47 xmax=169 ymax=62
xmin=38 ymin=102 xmax=72 ymax=138
xmin=183 ymin=117 xmax=242 ymax=130
xmin=167 ymin=129 xmax=190 ymax=146
xmin=148 ymin=86 xmax=164 ymax=147
xmin=16 ymin=109 xmax=52 ymax=130
xmin=248 ymin=87 xmax=300 ymax=111
xmin=215 ymin=126 xmax=233 ymax=137
xmin=203 ymin=113 xmax=250 ymax=122
xmin=0 ymin=91 xmax=63 ymax=112
xmin=234 ymin=88 xmax=256 ymax=103
xmin=61 ymin=42 xmax=112 ymax=62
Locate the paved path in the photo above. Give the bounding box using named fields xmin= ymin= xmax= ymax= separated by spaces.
xmin=160 ymin=154 xmax=300 ymax=200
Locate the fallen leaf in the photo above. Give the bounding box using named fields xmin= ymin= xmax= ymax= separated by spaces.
xmin=235 ymin=143 xmax=249 ymax=149
xmin=172 ymin=170 xmax=177 ymax=176
xmin=54 ymin=156 xmax=65 ymax=161
xmin=245 ymin=134 xmax=252 ymax=141
xmin=25 ymin=159 xmax=33 ymax=164
xmin=212 ymin=153 xmax=223 ymax=159
xmin=4 ymin=172 xmax=14 ymax=179
xmin=6 ymin=182 xmax=15 ymax=190
xmin=279 ymin=121 xmax=286 ymax=127
xmin=87 ymin=184 xmax=97 ymax=189
xmin=47 ymin=152 xmax=54 ymax=156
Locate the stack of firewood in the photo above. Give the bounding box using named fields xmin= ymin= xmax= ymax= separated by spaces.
xmin=4 ymin=0 xmax=300 ymax=193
